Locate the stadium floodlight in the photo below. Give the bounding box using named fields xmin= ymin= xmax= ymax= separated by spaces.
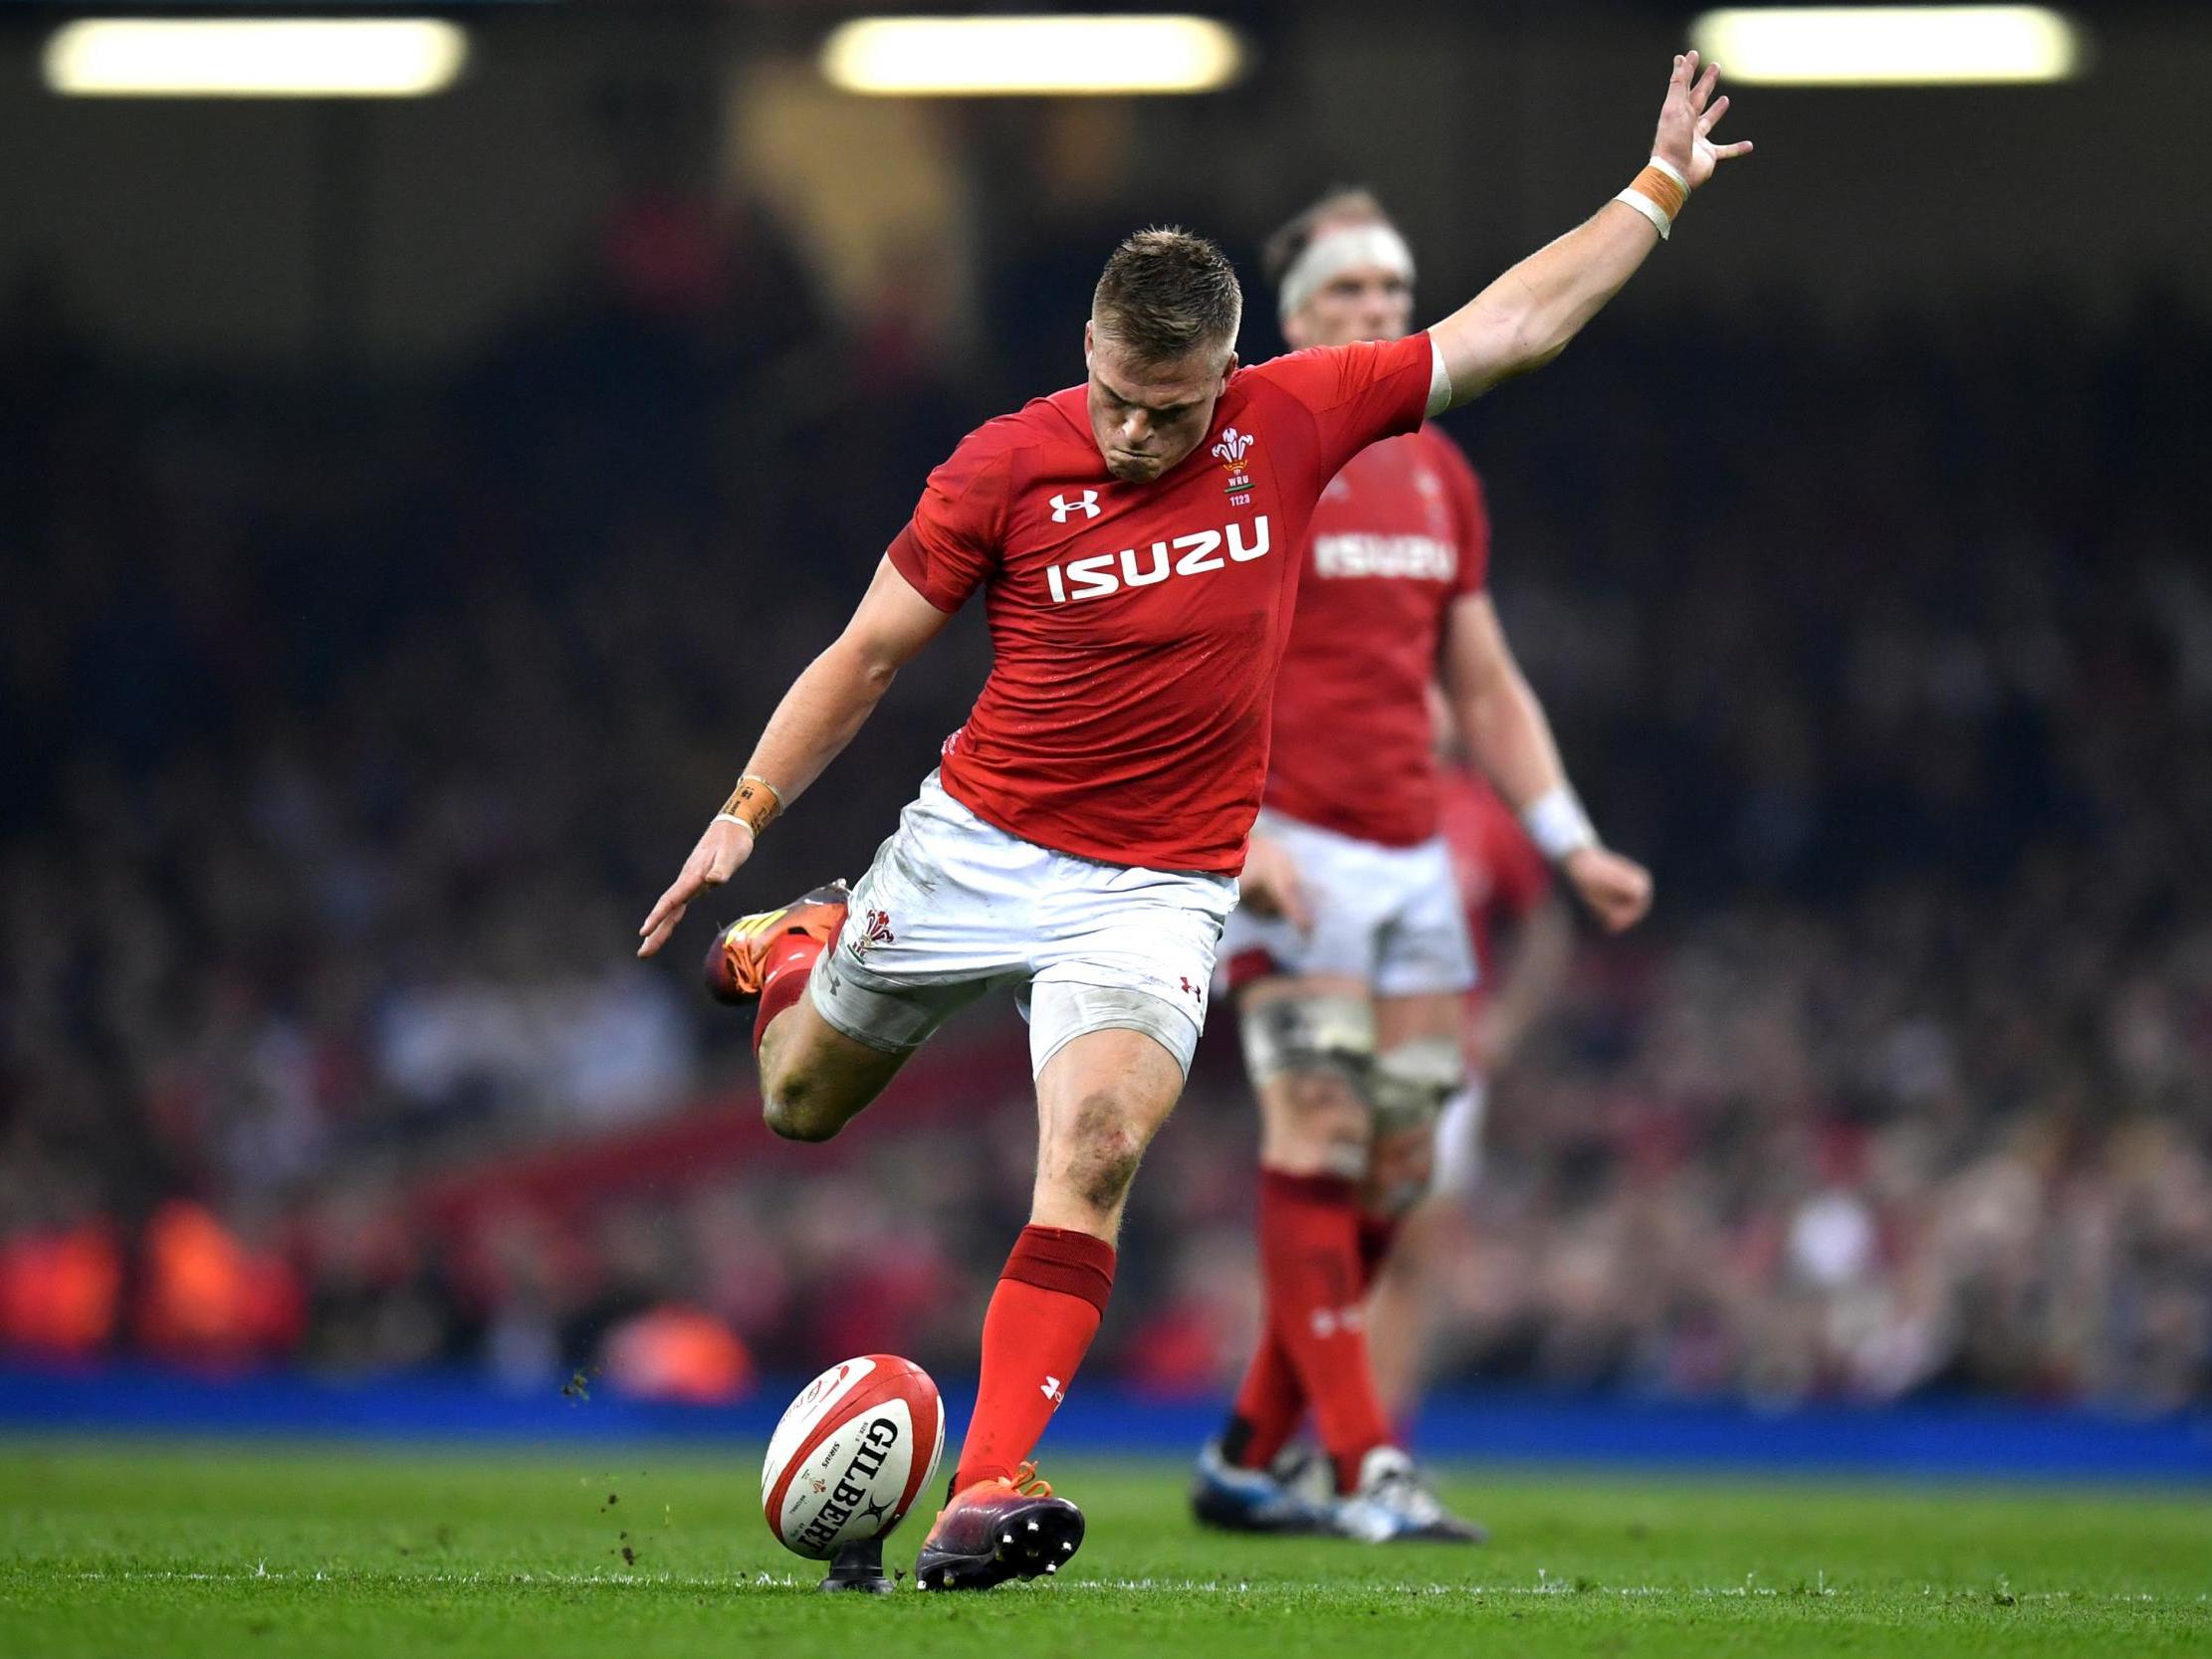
xmin=44 ymin=18 xmax=469 ymax=99
xmin=1687 ymin=7 xmax=2082 ymax=86
xmin=820 ymin=15 xmax=1244 ymax=97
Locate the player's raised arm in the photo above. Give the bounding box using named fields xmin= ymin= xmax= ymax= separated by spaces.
xmin=1427 ymin=50 xmax=1751 ymax=410
xmin=636 ymin=557 xmax=949 ymax=957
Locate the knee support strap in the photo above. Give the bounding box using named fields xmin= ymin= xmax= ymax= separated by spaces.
xmin=1368 ymin=1036 xmax=1465 ymax=1135
xmin=1237 ymin=993 xmax=1378 ymax=1086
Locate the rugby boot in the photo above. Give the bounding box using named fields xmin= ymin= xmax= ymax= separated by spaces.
xmin=913 ymin=1463 xmax=1084 ymax=1590
xmin=1327 ymin=1446 xmax=1488 ymax=1544
xmin=702 ymin=881 xmax=849 ymax=1005
xmin=1190 ymin=1439 xmax=1330 ymax=1534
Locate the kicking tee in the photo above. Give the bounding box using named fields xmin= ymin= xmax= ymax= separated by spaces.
xmin=887 ymin=331 xmax=1435 ymax=874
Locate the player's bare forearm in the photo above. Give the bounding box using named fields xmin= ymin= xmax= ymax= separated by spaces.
xmin=739 ymin=556 xmax=950 ymax=807
xmin=1429 ymin=51 xmax=1750 ymax=408
xmin=635 ymin=557 xmax=948 ymax=956
xmin=741 ymin=638 xmax=901 ymax=808
xmin=1442 ymin=593 xmax=1652 ymax=933
xmin=1444 ymin=595 xmax=1570 ymax=814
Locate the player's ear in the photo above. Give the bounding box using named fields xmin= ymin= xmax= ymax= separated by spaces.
xmin=1083 ymin=319 xmax=1094 ymax=367
xmin=1220 ymin=351 xmax=1238 ymax=388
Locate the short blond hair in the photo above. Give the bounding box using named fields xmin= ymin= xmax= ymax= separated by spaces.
xmin=1091 ymin=226 xmax=1243 ymax=364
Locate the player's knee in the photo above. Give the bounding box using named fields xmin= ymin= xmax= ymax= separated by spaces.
xmin=1267 ymin=1070 xmax=1371 ymax=1173
xmin=762 ymin=1071 xmax=842 ymax=1142
xmin=1357 ymin=1039 xmax=1460 ymax=1207
xmin=1243 ymin=991 xmax=1376 ymax=1172
xmin=1060 ymin=1091 xmax=1147 ymax=1214
xmin=1369 ymin=1038 xmax=1463 ymax=1137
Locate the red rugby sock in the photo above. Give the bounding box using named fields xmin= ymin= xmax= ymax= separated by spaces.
xmin=1223 ymin=1331 xmax=1304 ymax=1471
xmin=1356 ymin=1214 xmax=1402 ymax=1292
xmin=1225 ymin=1209 xmax=1409 ymax=1471
xmin=751 ymin=932 xmax=826 ymax=1052
xmin=1253 ymin=1170 xmax=1392 ymax=1495
xmin=953 ymin=1225 xmax=1115 ymax=1491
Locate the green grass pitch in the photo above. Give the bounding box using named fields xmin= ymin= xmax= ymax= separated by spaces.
xmin=4 ymin=1440 xmax=2208 ymax=1656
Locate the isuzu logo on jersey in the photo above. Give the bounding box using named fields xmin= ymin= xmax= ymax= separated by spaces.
xmin=1312 ymin=532 xmax=1456 ymax=581
xmin=1042 ymin=517 xmax=1271 ymax=604
xmin=1049 ymin=491 xmax=1100 ymax=522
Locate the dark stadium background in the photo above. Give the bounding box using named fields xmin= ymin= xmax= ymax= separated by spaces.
xmin=2 ymin=1 xmax=2207 ymax=1473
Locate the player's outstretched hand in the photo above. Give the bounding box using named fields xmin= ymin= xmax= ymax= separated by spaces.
xmin=1653 ymin=50 xmax=1753 ymax=189
xmin=1237 ymin=833 xmax=1312 ymax=931
xmin=636 ymin=818 xmax=755 ymax=958
xmin=1563 ymin=845 xmax=1653 ymax=933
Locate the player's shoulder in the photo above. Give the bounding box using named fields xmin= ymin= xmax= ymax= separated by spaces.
xmin=934 ymin=390 xmax=1086 ymax=493
xmin=1235 ymin=332 xmax=1432 ymax=412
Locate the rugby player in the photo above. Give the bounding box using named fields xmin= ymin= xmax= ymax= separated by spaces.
xmin=637 ymin=54 xmax=1747 ymax=1589
xmin=1364 ymin=749 xmax=1575 ymax=1421
xmin=1191 ymin=187 xmax=1656 ymax=1542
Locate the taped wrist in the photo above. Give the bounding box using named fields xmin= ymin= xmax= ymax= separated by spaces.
xmin=714 ymin=773 xmax=783 ymax=838
xmin=1616 ymin=154 xmax=1690 ymax=241
xmin=1521 ymin=784 xmax=1599 ymax=862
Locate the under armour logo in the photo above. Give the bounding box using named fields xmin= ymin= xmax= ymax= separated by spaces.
xmin=1180 ymin=976 xmax=1200 ymax=998
xmin=1050 ymin=491 xmax=1100 ymax=522
xmin=1040 ymin=1374 xmax=1065 ymax=1404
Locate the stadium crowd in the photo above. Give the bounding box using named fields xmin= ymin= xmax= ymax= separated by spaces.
xmin=3 ymin=193 xmax=2207 ymax=1412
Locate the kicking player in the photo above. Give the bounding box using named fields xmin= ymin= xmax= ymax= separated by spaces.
xmin=637 ymin=54 xmax=1747 ymax=1588
xmin=1190 ymin=188 xmax=1653 ymax=1544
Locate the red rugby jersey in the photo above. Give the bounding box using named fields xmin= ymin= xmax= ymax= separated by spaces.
xmin=1263 ymin=425 xmax=1490 ymax=847
xmin=886 ymin=331 xmax=1435 ymax=873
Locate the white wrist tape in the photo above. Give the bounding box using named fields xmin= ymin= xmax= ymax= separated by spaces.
xmin=1615 ymin=154 xmax=1690 ymax=241
xmin=1521 ymin=785 xmax=1599 ymax=861
xmin=1613 ymin=188 xmax=1671 ymax=240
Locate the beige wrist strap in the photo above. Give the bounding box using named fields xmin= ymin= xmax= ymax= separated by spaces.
xmin=713 ymin=774 xmax=783 ymax=837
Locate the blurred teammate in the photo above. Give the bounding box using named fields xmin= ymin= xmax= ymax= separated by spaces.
xmin=1363 ymin=750 xmax=1573 ymax=1415
xmin=1189 ymin=192 xmax=1653 ymax=1541
xmin=638 ymin=56 xmax=1748 ymax=1589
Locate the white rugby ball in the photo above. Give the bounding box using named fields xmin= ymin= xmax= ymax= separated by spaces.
xmin=761 ymin=1353 xmax=946 ymax=1559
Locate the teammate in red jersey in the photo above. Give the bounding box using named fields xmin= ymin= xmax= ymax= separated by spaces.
xmin=1190 ymin=187 xmax=1653 ymax=1542
xmin=637 ymin=56 xmax=1748 ymax=1587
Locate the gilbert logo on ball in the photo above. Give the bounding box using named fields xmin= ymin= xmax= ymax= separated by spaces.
xmin=761 ymin=1354 xmax=946 ymax=1559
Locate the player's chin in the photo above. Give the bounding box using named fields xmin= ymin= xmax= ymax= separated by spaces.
xmin=1106 ymin=453 xmax=1163 ymax=483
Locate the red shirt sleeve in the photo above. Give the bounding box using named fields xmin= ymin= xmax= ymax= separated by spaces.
xmin=1247 ymin=331 xmax=1435 ymax=481
xmin=1431 ymin=432 xmax=1492 ymax=597
xmin=885 ymin=430 xmax=1014 ymax=613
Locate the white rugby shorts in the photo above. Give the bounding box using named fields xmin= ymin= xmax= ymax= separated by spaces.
xmin=1219 ymin=809 xmax=1477 ymax=998
xmin=807 ymin=771 xmax=1235 ymax=1077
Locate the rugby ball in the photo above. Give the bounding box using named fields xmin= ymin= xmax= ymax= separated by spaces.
xmin=761 ymin=1354 xmax=946 ymax=1558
